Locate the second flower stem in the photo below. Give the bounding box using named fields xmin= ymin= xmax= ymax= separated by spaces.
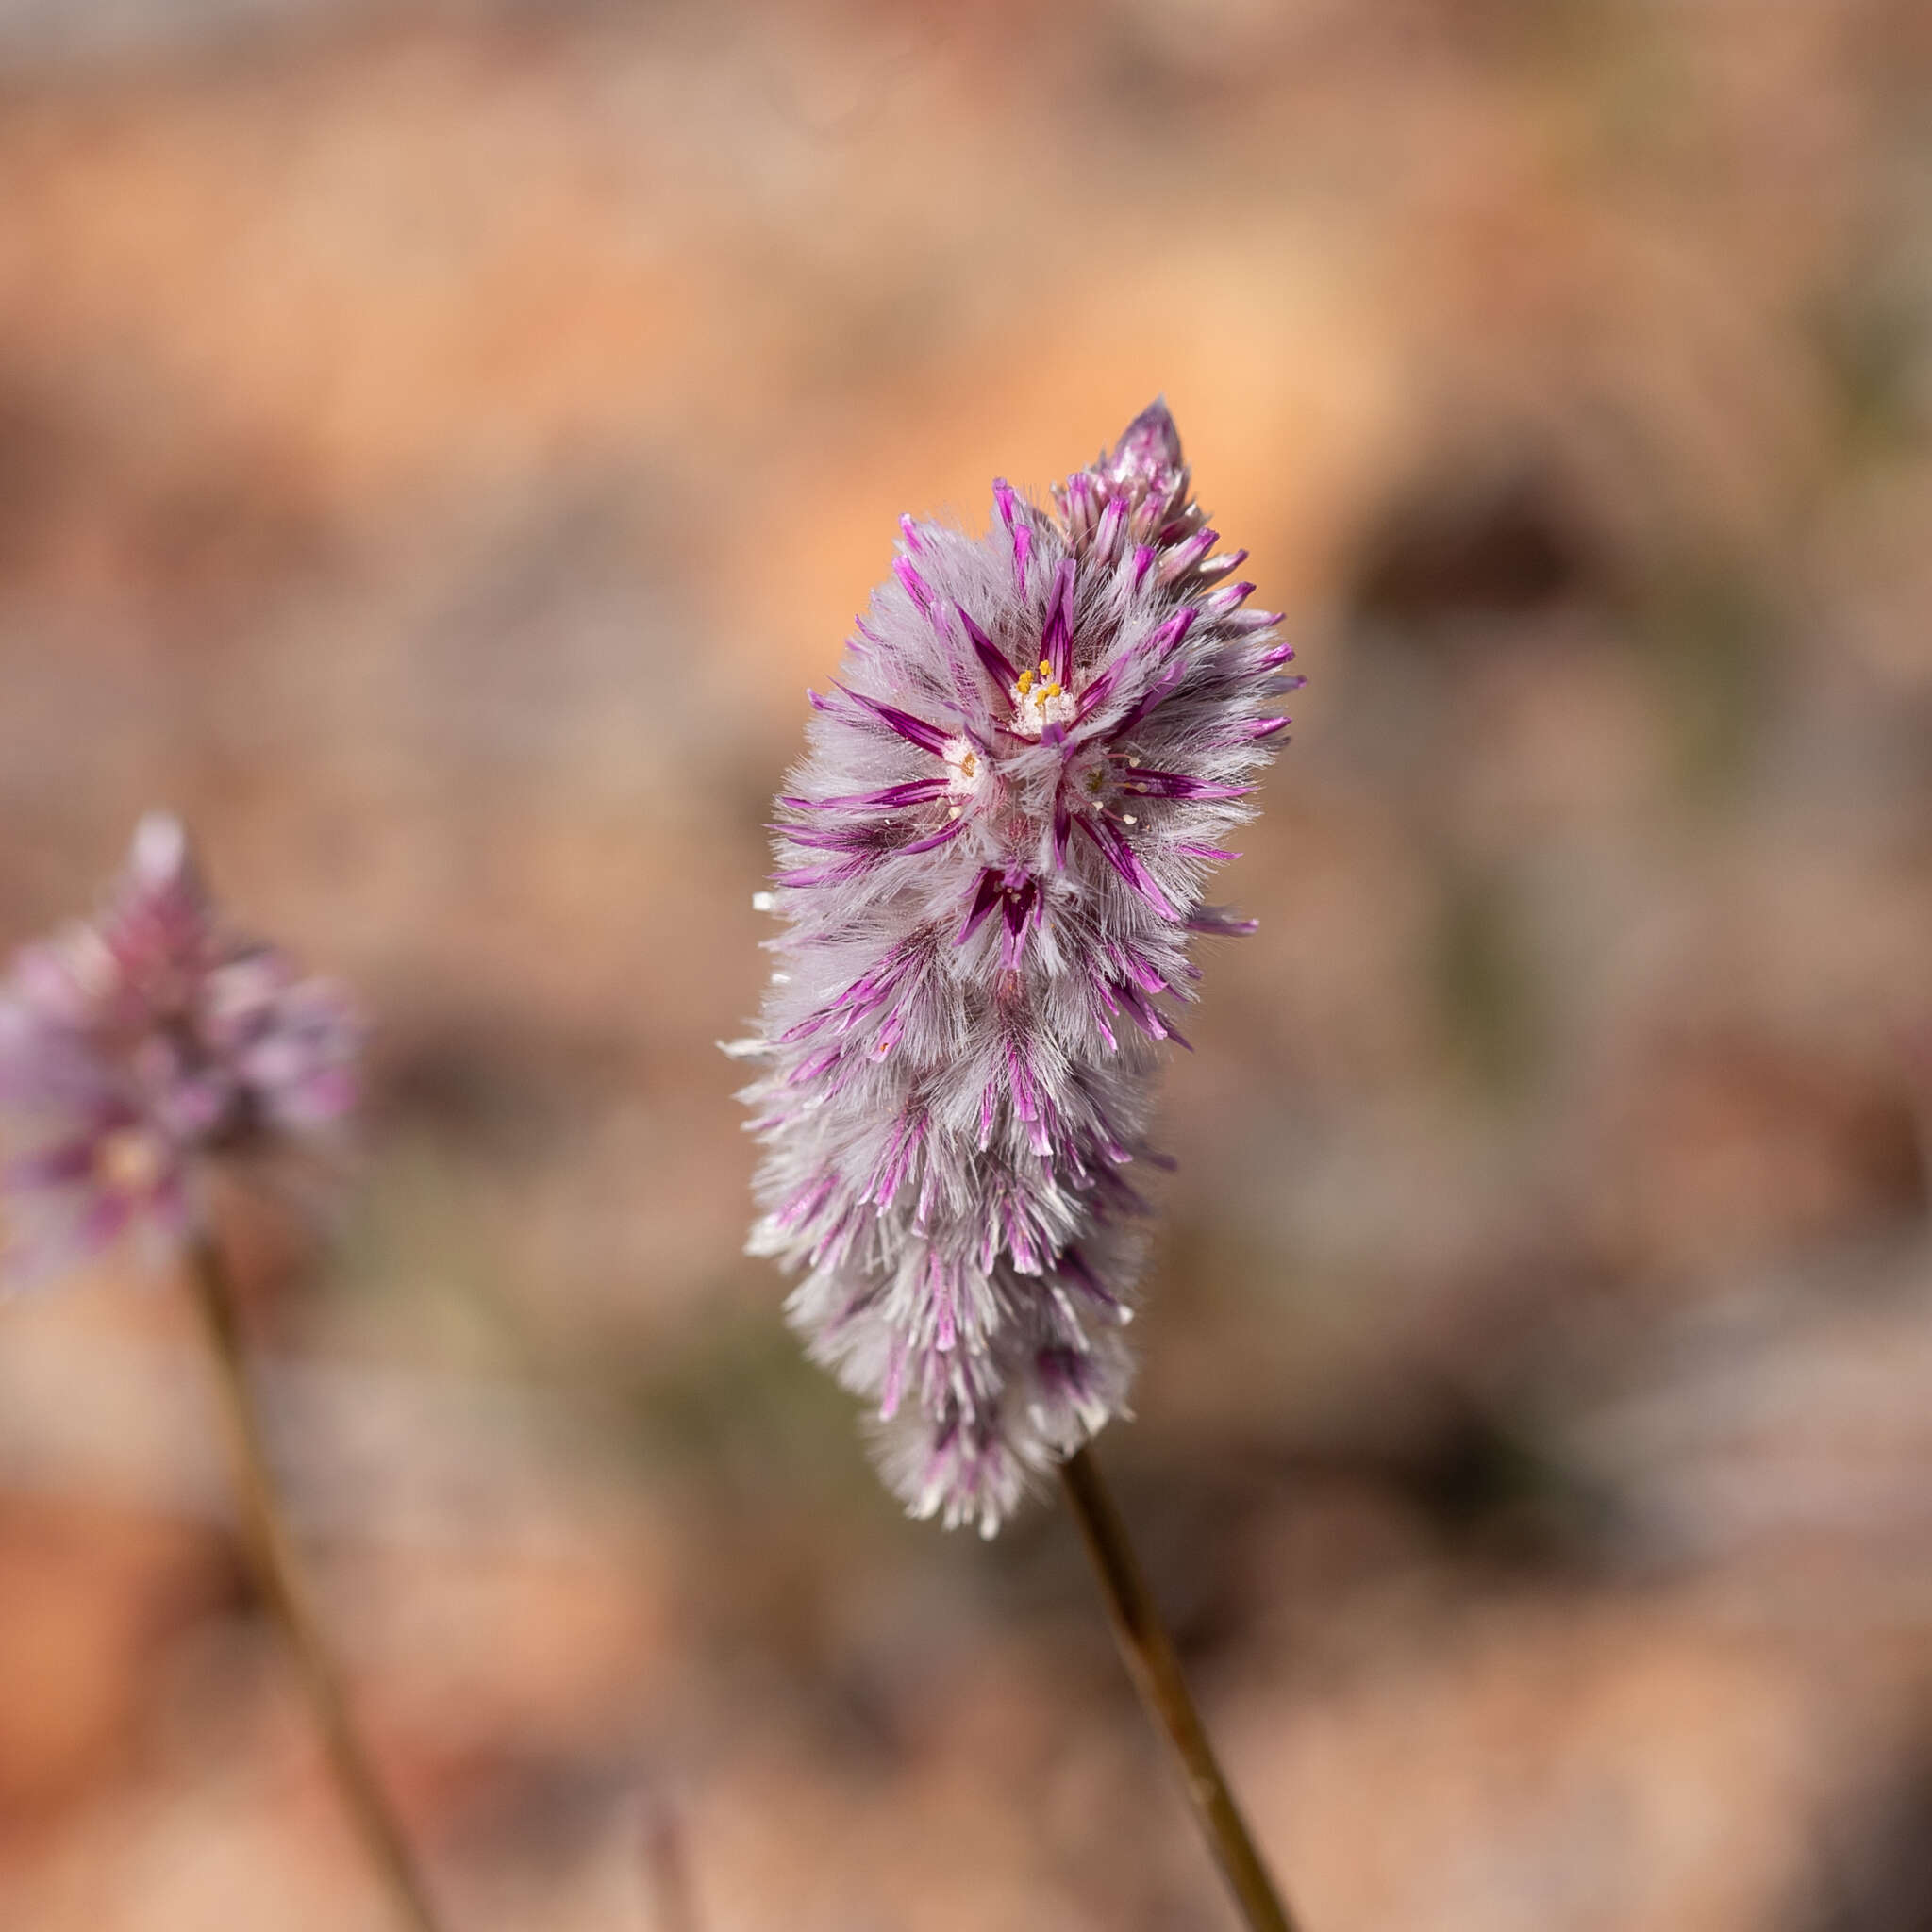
xmin=185 ymin=1228 xmax=447 ymax=1932
xmin=1059 ymin=1443 xmax=1301 ymax=1932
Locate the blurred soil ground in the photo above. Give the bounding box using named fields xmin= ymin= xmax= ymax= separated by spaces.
xmin=2 ymin=2 xmax=1932 ymax=1926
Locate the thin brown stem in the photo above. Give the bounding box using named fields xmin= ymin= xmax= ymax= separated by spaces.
xmin=185 ymin=1227 xmax=447 ymax=1932
xmin=637 ymin=1793 xmax=701 ymax=1932
xmin=1059 ymin=1443 xmax=1300 ymax=1932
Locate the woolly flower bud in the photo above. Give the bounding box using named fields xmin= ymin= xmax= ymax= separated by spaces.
xmin=735 ymin=402 xmax=1300 ymax=1534
xmin=0 ymin=814 xmax=361 ymax=1282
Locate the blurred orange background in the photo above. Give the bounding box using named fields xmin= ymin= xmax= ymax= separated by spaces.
xmin=3 ymin=2 xmax=1932 ymax=1927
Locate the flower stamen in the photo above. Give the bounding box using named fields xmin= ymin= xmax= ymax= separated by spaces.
xmin=1011 ymin=661 xmax=1076 ymax=739
xmin=942 ymin=737 xmax=987 ymax=799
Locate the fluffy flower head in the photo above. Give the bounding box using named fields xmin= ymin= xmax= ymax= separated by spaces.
xmin=737 ymin=402 xmax=1299 ymax=1533
xmin=0 ymin=814 xmax=360 ymax=1280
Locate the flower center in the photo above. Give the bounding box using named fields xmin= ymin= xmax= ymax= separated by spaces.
xmin=942 ymin=737 xmax=986 ymax=798
xmin=1011 ymin=659 xmax=1076 ymax=740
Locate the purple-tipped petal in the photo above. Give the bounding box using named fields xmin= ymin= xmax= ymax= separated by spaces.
xmin=1158 ymin=526 xmax=1219 ymax=582
xmin=1122 ymin=768 xmax=1253 ymax=801
xmin=1093 ymin=493 xmax=1127 ymax=562
xmin=1201 ymin=579 xmax=1255 ymax=616
xmin=900 ymin=816 xmax=970 ymax=855
xmin=958 ymin=606 xmax=1017 ymax=689
xmin=893 ymin=555 xmax=935 ymax=612
xmin=956 ymin=869 xmax=1005 ymax=947
xmin=1186 ymin=906 xmax=1260 ymax=937
xmin=1074 ymin=814 xmax=1178 ymax=921
xmin=1196 ymin=550 xmax=1250 ymax=589
xmin=836 ymin=684 xmax=955 ymax=757
xmin=1108 ymin=658 xmax=1188 ymax=739
xmin=786 ymin=778 xmax=953 ymax=812
xmin=1041 ymin=558 xmax=1078 ymax=686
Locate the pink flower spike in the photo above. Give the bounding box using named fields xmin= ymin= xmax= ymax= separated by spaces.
xmin=0 ymin=816 xmax=361 ymax=1286
xmin=740 ymin=404 xmax=1296 ymax=1534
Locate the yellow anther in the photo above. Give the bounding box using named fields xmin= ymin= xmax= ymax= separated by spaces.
xmin=1043 ymin=681 xmax=1062 ymax=698
xmin=1016 ymin=669 xmax=1035 ymax=695
xmin=1038 ymin=658 xmax=1053 ymax=678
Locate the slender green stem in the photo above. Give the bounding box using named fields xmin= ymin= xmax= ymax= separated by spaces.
xmin=1060 ymin=1444 xmax=1300 ymax=1932
xmin=185 ymin=1227 xmax=447 ymax=1932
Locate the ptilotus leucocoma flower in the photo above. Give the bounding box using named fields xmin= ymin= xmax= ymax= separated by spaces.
xmin=0 ymin=814 xmax=360 ymax=1283
xmin=734 ymin=402 xmax=1299 ymax=1534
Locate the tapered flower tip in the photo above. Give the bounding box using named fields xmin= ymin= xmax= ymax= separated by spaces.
xmin=116 ymin=811 xmax=208 ymax=936
xmin=85 ymin=810 xmax=218 ymax=1011
xmin=1110 ymin=397 xmax=1183 ymax=482
xmin=127 ymin=813 xmax=192 ymax=891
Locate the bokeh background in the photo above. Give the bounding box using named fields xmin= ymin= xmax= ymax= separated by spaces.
xmin=3 ymin=1 xmax=1932 ymax=1926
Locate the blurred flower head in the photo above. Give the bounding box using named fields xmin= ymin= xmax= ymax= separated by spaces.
xmin=0 ymin=814 xmax=361 ymax=1283
xmin=737 ymin=401 xmax=1300 ymax=1533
